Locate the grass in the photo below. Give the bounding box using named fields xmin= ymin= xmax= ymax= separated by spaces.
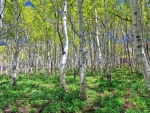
xmin=0 ymin=67 xmax=150 ymax=113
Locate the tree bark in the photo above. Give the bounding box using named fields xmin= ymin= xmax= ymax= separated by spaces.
xmin=94 ymin=0 xmax=104 ymax=79
xmin=0 ymin=0 xmax=4 ymax=31
xmin=60 ymin=0 xmax=69 ymax=90
xmin=129 ymin=0 xmax=150 ymax=91
xmin=33 ymin=44 xmax=37 ymax=77
xmin=53 ymin=42 xmax=57 ymax=76
xmin=46 ymin=40 xmax=51 ymax=76
xmin=77 ymin=0 xmax=87 ymax=100
xmin=88 ymin=37 xmax=94 ymax=74
xmin=72 ymin=28 xmax=78 ymax=79
xmin=11 ymin=0 xmax=20 ymax=86
xmin=104 ymin=0 xmax=111 ymax=82
xmin=0 ymin=54 xmax=4 ymax=75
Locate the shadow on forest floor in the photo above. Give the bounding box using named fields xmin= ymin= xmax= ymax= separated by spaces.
xmin=0 ymin=67 xmax=150 ymax=113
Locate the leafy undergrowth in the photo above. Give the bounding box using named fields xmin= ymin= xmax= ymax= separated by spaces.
xmin=0 ymin=68 xmax=150 ymax=113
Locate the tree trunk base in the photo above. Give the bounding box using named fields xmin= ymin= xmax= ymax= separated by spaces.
xmin=107 ymin=73 xmax=111 ymax=82
xmin=12 ymin=77 xmax=16 ymax=86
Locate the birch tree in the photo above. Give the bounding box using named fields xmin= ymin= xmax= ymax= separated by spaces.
xmin=60 ymin=0 xmax=69 ymax=90
xmin=104 ymin=0 xmax=111 ymax=82
xmin=94 ymin=0 xmax=104 ymax=79
xmin=129 ymin=0 xmax=150 ymax=91
xmin=71 ymin=27 xmax=78 ymax=79
xmin=77 ymin=0 xmax=87 ymax=100
xmin=0 ymin=0 xmax=4 ymax=32
xmin=0 ymin=0 xmax=4 ymax=74
xmin=88 ymin=36 xmax=94 ymax=74
xmin=11 ymin=0 xmax=20 ymax=86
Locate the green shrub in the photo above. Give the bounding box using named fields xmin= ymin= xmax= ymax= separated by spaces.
xmin=43 ymin=101 xmax=60 ymax=113
xmin=11 ymin=105 xmax=18 ymax=112
xmin=29 ymin=108 xmax=36 ymax=113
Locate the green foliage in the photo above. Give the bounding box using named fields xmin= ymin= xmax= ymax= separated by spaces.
xmin=0 ymin=68 xmax=150 ymax=112
xmin=29 ymin=108 xmax=36 ymax=113
xmin=11 ymin=105 xmax=18 ymax=112
xmin=43 ymin=102 xmax=60 ymax=113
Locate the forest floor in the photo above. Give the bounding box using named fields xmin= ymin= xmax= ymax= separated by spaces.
xmin=0 ymin=67 xmax=150 ymax=113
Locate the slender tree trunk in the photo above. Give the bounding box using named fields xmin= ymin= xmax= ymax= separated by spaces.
xmin=19 ymin=47 xmax=25 ymax=76
xmin=42 ymin=42 xmax=45 ymax=73
xmin=6 ymin=45 xmax=11 ymax=76
xmin=111 ymin=30 xmax=117 ymax=72
xmin=104 ymin=0 xmax=111 ymax=82
xmin=93 ymin=44 xmax=97 ymax=70
xmin=25 ymin=59 xmax=27 ymax=75
xmin=11 ymin=0 xmax=20 ymax=86
xmin=125 ymin=23 xmax=133 ymax=74
xmin=77 ymin=0 xmax=87 ymax=100
xmin=46 ymin=40 xmax=51 ymax=76
xmin=0 ymin=0 xmax=4 ymax=31
xmin=88 ymin=38 xmax=94 ymax=74
xmin=53 ymin=42 xmax=57 ymax=76
xmin=28 ymin=43 xmax=31 ymax=75
xmin=0 ymin=0 xmax=4 ymax=75
xmin=60 ymin=0 xmax=69 ymax=90
xmin=33 ymin=44 xmax=37 ymax=77
xmin=0 ymin=55 xmax=4 ymax=75
xmin=72 ymin=30 xmax=78 ymax=79
xmin=94 ymin=0 xmax=104 ymax=79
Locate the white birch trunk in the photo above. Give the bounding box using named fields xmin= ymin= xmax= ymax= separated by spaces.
xmin=94 ymin=0 xmax=104 ymax=79
xmin=21 ymin=48 xmax=25 ymax=74
xmin=77 ymin=0 xmax=87 ymax=100
xmin=104 ymin=0 xmax=111 ymax=82
xmin=28 ymin=43 xmax=31 ymax=74
xmin=0 ymin=0 xmax=4 ymax=74
xmin=18 ymin=48 xmax=25 ymax=76
xmin=6 ymin=45 xmax=11 ymax=76
xmin=46 ymin=40 xmax=51 ymax=75
xmin=111 ymin=30 xmax=117 ymax=71
xmin=89 ymin=38 xmax=94 ymax=74
xmin=42 ymin=42 xmax=45 ymax=73
xmin=25 ymin=59 xmax=27 ymax=75
xmin=36 ymin=51 xmax=39 ymax=68
xmin=93 ymin=44 xmax=98 ymax=70
xmin=72 ymin=37 xmax=78 ymax=78
xmin=0 ymin=54 xmax=4 ymax=75
xmin=33 ymin=47 xmax=37 ymax=77
xmin=53 ymin=43 xmax=57 ymax=76
xmin=60 ymin=0 xmax=68 ymax=90
xmin=129 ymin=0 xmax=150 ymax=91
xmin=28 ymin=43 xmax=33 ymax=74
xmin=0 ymin=0 xmax=4 ymax=31
xmin=12 ymin=0 xmax=19 ymax=86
